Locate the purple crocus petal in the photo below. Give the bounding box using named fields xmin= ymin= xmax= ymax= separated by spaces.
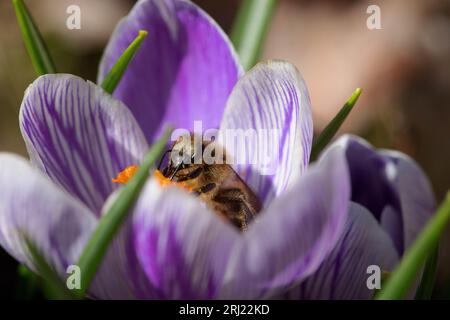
xmin=219 ymin=61 xmax=313 ymax=205
xmin=283 ymin=203 xmax=399 ymax=300
xmin=337 ymin=135 xmax=435 ymax=253
xmin=89 ymin=219 xmax=155 ymax=299
xmin=381 ymin=149 xmax=436 ymax=250
xmin=87 ymin=191 xmax=159 ymax=300
xmin=98 ymin=0 xmax=243 ymax=142
xmin=0 ymin=153 xmax=96 ymax=276
xmin=20 ymin=74 xmax=148 ymax=214
xmin=223 ymin=141 xmax=349 ymax=298
xmin=133 ymin=140 xmax=348 ymax=299
xmin=133 ymin=180 xmax=238 ymax=299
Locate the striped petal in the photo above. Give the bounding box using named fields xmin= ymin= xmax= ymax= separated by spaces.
xmin=87 ymin=191 xmax=159 ymax=299
xmin=283 ymin=203 xmax=399 ymax=299
xmin=338 ymin=135 xmax=436 ymax=254
xmin=222 ymin=141 xmax=349 ymax=298
xmin=0 ymin=153 xmax=96 ymax=277
xmin=98 ymin=0 xmax=242 ymax=143
xmin=20 ymin=74 xmax=148 ymax=214
xmin=219 ymin=61 xmax=313 ymax=205
xmin=88 ymin=217 xmax=157 ymax=299
xmin=132 ymin=140 xmax=348 ymax=299
xmin=0 ymin=154 xmax=144 ymax=300
xmin=132 ymin=180 xmax=237 ymax=299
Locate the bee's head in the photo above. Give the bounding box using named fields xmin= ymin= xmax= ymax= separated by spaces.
xmin=158 ymin=134 xmax=199 ymax=180
xmin=170 ymin=135 xmax=196 ymax=168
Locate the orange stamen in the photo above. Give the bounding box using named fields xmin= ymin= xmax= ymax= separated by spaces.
xmin=154 ymin=169 xmax=172 ymax=187
xmin=112 ymin=165 xmax=139 ymax=184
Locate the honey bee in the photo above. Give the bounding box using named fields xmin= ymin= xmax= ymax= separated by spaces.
xmin=159 ymin=135 xmax=262 ymax=231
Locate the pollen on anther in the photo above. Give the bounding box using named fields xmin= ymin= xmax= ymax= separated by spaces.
xmin=112 ymin=165 xmax=139 ymax=184
xmin=154 ymin=169 xmax=192 ymax=192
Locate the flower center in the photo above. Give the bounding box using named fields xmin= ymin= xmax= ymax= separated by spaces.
xmin=111 ymin=134 xmax=261 ymax=232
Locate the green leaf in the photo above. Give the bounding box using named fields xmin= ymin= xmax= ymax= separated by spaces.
xmin=230 ymin=0 xmax=277 ymax=71
xmin=24 ymin=237 xmax=77 ymax=300
xmin=75 ymin=127 xmax=172 ymax=298
xmin=12 ymin=0 xmax=56 ymax=75
xmin=310 ymin=88 xmax=362 ymax=162
xmin=101 ymin=30 xmax=148 ymax=94
xmin=415 ymin=245 xmax=439 ymax=299
xmin=376 ymin=192 xmax=450 ymax=300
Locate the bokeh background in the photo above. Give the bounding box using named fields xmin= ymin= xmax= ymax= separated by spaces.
xmin=0 ymin=0 xmax=449 ymax=298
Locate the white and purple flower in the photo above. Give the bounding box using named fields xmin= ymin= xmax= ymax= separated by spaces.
xmin=0 ymin=0 xmax=435 ymax=299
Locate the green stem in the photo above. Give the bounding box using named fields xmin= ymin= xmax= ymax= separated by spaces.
xmin=15 ymin=265 xmax=39 ymax=299
xmin=310 ymin=88 xmax=362 ymax=162
xmin=12 ymin=0 xmax=56 ymax=75
xmin=75 ymin=127 xmax=171 ymax=297
xmin=376 ymin=192 xmax=450 ymax=300
xmin=414 ymin=245 xmax=439 ymax=299
xmin=24 ymin=237 xmax=77 ymax=300
xmin=230 ymin=0 xmax=277 ymax=71
xmin=101 ymin=30 xmax=148 ymax=94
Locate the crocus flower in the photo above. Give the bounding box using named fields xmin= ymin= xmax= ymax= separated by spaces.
xmin=0 ymin=0 xmax=434 ymax=299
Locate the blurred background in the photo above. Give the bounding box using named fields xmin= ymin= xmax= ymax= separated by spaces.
xmin=0 ymin=0 xmax=449 ymax=298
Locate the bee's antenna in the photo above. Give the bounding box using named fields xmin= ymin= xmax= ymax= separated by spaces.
xmin=157 ymin=149 xmax=172 ymax=171
xmin=169 ymin=162 xmax=183 ymax=180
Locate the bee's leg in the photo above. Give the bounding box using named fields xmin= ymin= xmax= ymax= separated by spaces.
xmin=191 ymin=183 xmax=216 ymax=196
xmin=169 ymin=163 xmax=183 ymax=180
xmin=176 ymin=166 xmax=203 ymax=181
xmin=213 ymin=188 xmax=257 ymax=230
